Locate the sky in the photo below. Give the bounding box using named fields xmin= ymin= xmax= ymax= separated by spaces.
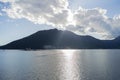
xmin=0 ymin=0 xmax=120 ymax=45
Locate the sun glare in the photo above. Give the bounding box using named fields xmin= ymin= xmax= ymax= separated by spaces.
xmin=61 ymin=49 xmax=76 ymax=58
xmin=67 ymin=11 xmax=76 ymax=26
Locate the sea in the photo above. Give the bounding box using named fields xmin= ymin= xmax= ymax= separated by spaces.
xmin=0 ymin=49 xmax=120 ymax=80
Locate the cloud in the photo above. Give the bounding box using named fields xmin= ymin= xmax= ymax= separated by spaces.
xmin=0 ymin=0 xmax=15 ymax=2
xmin=1 ymin=0 xmax=69 ymax=27
xmin=1 ymin=0 xmax=120 ymax=40
xmin=0 ymin=13 xmax=2 ymax=16
xmin=71 ymin=7 xmax=120 ymax=39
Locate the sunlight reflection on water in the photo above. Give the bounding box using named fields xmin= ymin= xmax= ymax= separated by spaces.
xmin=0 ymin=50 xmax=120 ymax=80
xmin=59 ymin=49 xmax=80 ymax=80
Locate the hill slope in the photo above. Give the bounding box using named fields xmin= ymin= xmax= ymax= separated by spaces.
xmin=0 ymin=29 xmax=120 ymax=49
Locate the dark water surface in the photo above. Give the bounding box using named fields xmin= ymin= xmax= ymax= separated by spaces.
xmin=0 ymin=50 xmax=120 ymax=80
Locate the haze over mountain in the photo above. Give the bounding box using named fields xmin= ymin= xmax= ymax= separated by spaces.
xmin=0 ymin=29 xmax=120 ymax=49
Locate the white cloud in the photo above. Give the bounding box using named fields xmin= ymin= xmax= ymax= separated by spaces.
xmin=2 ymin=0 xmax=69 ymax=27
xmin=0 ymin=0 xmax=15 ymax=2
xmin=0 ymin=13 xmax=2 ymax=16
xmin=71 ymin=8 xmax=120 ymax=39
xmin=1 ymin=0 xmax=120 ymax=40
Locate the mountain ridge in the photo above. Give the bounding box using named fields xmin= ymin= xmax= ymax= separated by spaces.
xmin=0 ymin=29 xmax=120 ymax=49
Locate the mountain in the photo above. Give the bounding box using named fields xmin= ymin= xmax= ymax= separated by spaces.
xmin=0 ymin=29 xmax=120 ymax=49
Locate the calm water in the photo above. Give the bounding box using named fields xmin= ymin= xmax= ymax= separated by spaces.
xmin=0 ymin=50 xmax=120 ymax=80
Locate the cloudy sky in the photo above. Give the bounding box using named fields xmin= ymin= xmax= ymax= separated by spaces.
xmin=0 ymin=0 xmax=120 ymax=45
